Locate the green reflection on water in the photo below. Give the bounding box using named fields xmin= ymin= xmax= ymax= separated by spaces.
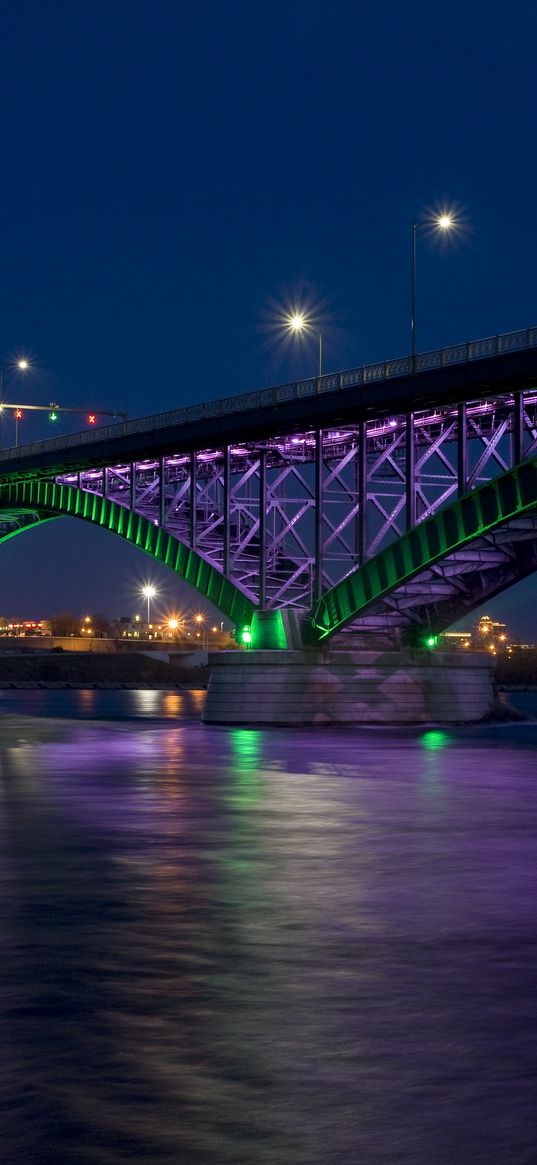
xmin=230 ymin=728 xmax=262 ymax=804
xmin=421 ymin=729 xmax=450 ymax=751
xmin=231 ymin=728 xmax=261 ymax=767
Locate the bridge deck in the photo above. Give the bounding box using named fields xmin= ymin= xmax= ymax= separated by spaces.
xmin=1 ymin=326 xmax=537 ymax=479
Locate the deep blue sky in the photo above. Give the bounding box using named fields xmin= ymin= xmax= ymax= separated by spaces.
xmin=1 ymin=0 xmax=537 ymax=635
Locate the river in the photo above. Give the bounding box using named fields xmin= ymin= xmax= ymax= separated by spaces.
xmin=1 ymin=689 xmax=536 ymax=1164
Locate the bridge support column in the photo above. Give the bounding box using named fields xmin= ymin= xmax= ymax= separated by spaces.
xmin=249 ymin=608 xmax=306 ymax=650
xmin=203 ymin=649 xmax=495 ymax=725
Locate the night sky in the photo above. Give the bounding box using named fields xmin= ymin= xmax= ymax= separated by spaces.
xmin=1 ymin=0 xmax=537 ymax=637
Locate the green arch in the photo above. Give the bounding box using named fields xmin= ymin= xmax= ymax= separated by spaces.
xmin=0 ymin=479 xmax=255 ymax=626
xmin=0 ymin=513 xmax=59 ymax=546
xmin=307 ymin=455 xmax=537 ymax=643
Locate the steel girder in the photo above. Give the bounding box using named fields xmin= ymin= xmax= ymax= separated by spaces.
xmin=306 ymin=456 xmax=537 ymax=643
xmin=48 ymin=389 xmax=537 ymax=615
xmin=2 ymin=324 xmax=537 ymax=482
xmin=2 ymin=389 xmax=537 ymax=635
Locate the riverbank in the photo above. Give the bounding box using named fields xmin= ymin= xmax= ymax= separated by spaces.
xmin=0 ymin=652 xmax=209 ymax=689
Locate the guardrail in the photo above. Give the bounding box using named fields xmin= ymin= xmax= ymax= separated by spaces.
xmin=1 ymin=325 xmax=536 ymax=465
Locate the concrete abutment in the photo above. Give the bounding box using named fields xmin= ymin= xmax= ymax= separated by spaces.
xmin=203 ymin=649 xmax=495 ymax=724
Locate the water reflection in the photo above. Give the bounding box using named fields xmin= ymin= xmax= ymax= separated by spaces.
xmin=162 ymin=690 xmax=183 ymax=718
xmin=421 ymin=729 xmax=451 ymax=751
xmin=77 ymin=687 xmax=98 ymax=714
xmin=0 ymin=701 xmax=537 ymax=1163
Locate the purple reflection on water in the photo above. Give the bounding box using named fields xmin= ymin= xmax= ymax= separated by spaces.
xmin=22 ymin=726 xmax=193 ymax=835
xmin=1 ymin=696 xmax=537 ymax=1163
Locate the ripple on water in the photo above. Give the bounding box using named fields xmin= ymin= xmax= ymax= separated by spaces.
xmin=0 ymin=693 xmax=536 ymax=1163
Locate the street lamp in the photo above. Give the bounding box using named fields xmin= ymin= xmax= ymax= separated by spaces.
xmin=411 ymin=212 xmax=457 ymax=362
xmin=285 ymin=312 xmax=323 ymax=377
xmin=194 ymin=611 xmax=208 ymax=649
xmin=167 ymin=617 xmax=179 ymax=640
xmin=141 ymin=584 xmax=157 ymax=628
xmin=0 ymin=358 xmax=31 ymax=449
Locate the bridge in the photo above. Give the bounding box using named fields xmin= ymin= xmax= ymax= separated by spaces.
xmin=1 ymin=324 xmax=536 ymax=661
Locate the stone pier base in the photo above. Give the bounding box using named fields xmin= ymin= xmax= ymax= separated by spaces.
xmin=203 ymin=650 xmax=495 ymax=725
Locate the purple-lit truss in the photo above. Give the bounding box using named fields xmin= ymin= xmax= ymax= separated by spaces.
xmin=53 ymin=390 xmax=537 ymax=626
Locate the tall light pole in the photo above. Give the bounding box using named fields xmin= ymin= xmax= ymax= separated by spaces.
xmin=141 ymin=584 xmax=157 ymax=629
xmin=411 ymin=213 xmax=456 ymax=363
xmin=0 ymin=358 xmax=30 ymax=450
xmin=194 ymin=612 xmax=207 ymax=649
xmin=285 ymin=312 xmax=323 ymax=377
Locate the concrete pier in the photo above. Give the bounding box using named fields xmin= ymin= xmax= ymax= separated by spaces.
xmin=203 ymin=649 xmax=495 ymax=725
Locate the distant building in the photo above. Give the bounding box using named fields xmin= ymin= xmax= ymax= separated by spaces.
xmin=475 ymin=614 xmax=509 ymax=654
xmin=440 ymin=631 xmax=473 ymax=650
xmin=440 ymin=615 xmax=512 ymax=654
xmin=0 ymin=619 xmax=51 ymax=636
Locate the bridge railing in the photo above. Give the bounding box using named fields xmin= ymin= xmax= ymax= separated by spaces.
xmin=1 ymin=325 xmax=537 ymax=464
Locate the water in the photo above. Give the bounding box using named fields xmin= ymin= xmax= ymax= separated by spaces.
xmin=1 ymin=691 xmax=537 ymax=1164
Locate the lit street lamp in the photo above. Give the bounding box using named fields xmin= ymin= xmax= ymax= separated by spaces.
xmin=141 ymin=584 xmax=157 ymax=628
xmin=167 ymin=616 xmax=182 ymax=641
xmin=194 ymin=611 xmax=208 ymax=649
xmin=411 ymin=212 xmax=457 ymax=362
xmin=285 ymin=312 xmax=323 ymax=377
xmin=0 ymin=358 xmax=30 ymax=449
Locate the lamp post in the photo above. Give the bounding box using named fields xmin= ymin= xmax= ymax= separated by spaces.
xmin=411 ymin=213 xmax=456 ymax=363
xmin=285 ymin=313 xmax=323 ymax=377
xmin=141 ymin=584 xmax=157 ymax=631
xmin=194 ymin=612 xmax=207 ymax=649
xmin=0 ymin=358 xmax=30 ymax=450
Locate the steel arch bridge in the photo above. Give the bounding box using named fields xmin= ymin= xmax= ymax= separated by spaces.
xmin=1 ymin=324 xmax=537 ymax=647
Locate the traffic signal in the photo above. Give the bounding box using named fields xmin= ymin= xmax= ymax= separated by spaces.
xmin=87 ymin=413 xmax=97 ymax=425
xmin=238 ymin=625 xmax=252 ymax=645
xmin=48 ymin=410 xmax=58 ymax=422
xmin=14 ymin=408 xmax=23 ymax=420
xmin=423 ymin=634 xmax=438 ymax=650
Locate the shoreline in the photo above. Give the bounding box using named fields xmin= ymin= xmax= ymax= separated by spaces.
xmin=0 ymin=651 xmax=209 ymax=690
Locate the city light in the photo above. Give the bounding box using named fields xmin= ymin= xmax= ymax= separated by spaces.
xmin=141 ymin=584 xmax=157 ymax=625
xmin=287 ymin=313 xmax=308 ymax=333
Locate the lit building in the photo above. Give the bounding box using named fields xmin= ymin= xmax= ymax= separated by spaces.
xmin=0 ymin=619 xmax=51 ymax=636
xmin=475 ymin=614 xmax=509 ymax=649
xmin=441 ymin=631 xmax=473 ymax=650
